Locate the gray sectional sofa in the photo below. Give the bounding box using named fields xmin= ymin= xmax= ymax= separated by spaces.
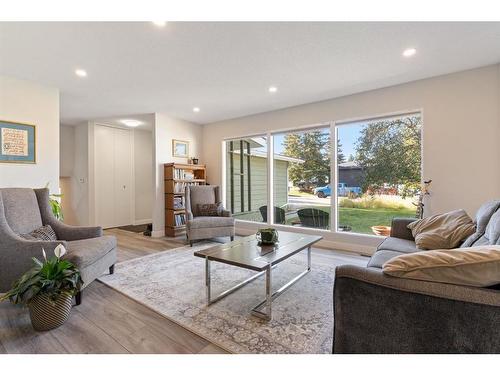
xmin=0 ymin=188 xmax=117 ymax=304
xmin=333 ymin=200 xmax=500 ymax=353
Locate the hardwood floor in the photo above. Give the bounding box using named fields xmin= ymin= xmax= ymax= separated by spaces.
xmin=0 ymin=229 xmax=368 ymax=354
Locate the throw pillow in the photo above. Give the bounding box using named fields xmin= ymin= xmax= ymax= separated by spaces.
xmin=383 ymin=245 xmax=500 ymax=287
xmin=407 ymin=209 xmax=475 ymax=250
xmin=20 ymin=225 xmax=57 ymax=241
xmin=197 ymin=203 xmax=222 ymax=216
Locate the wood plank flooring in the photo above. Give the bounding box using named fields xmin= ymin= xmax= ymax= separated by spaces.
xmin=0 ymin=229 xmax=368 ymax=354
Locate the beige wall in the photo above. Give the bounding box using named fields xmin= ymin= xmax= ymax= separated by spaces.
xmin=202 ymin=64 xmax=500 ymax=253
xmin=152 ymin=113 xmax=203 ymax=236
xmin=134 ymin=129 xmax=153 ymax=224
xmin=0 ymin=75 xmax=60 ymax=193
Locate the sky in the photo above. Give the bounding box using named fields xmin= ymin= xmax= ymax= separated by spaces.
xmin=273 ymin=124 xmax=363 ymax=159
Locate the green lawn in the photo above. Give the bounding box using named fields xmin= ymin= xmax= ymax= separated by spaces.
xmin=235 ymin=206 xmax=416 ymax=235
xmin=338 ymin=207 xmax=415 ymax=234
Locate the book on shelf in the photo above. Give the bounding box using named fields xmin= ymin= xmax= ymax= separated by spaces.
xmin=173 ymin=196 xmax=184 ymax=209
xmin=174 ymin=213 xmax=186 ymax=226
xmin=173 ymin=169 xmax=195 ymax=180
xmin=174 ymin=181 xmax=201 ymax=193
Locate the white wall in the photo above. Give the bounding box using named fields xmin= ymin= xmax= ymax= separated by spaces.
xmin=0 ymin=75 xmax=60 ymax=192
xmin=134 ymin=129 xmax=153 ymax=224
xmin=152 ymin=113 xmax=203 ymax=236
xmin=202 ymin=64 xmax=500 ymax=254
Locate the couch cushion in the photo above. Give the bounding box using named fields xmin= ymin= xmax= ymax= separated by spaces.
xmin=188 ymin=216 xmax=235 ymax=229
xmin=407 ymin=209 xmax=475 ymax=250
xmin=65 ymin=235 xmax=116 ymax=269
xmin=368 ymin=250 xmax=406 ymax=268
xmin=377 ymin=237 xmax=418 ymax=254
xmin=0 ymin=188 xmax=43 ymax=234
xmin=462 ymin=200 xmax=500 ymax=247
xmin=383 ymin=245 xmax=500 ymax=287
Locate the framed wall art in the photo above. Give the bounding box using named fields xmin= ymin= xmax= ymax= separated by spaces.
xmin=172 ymin=139 xmax=189 ymax=158
xmin=0 ymin=120 xmax=36 ymax=164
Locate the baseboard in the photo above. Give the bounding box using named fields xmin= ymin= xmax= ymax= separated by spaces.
xmin=151 ymin=229 xmax=165 ymax=238
xmin=133 ymin=218 xmax=152 ymax=225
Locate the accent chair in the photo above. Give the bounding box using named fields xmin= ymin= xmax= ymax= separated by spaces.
xmin=0 ymin=188 xmax=117 ymax=305
xmin=185 ymin=185 xmax=235 ymax=246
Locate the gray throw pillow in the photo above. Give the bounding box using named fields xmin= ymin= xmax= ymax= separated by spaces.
xmin=197 ymin=203 xmax=222 ymax=216
xmin=20 ymin=225 xmax=57 ymax=241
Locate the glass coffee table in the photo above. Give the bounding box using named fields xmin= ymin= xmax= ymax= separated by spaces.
xmin=194 ymin=231 xmax=322 ymax=320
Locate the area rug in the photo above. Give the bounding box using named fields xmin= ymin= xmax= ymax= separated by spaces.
xmin=99 ymin=242 xmax=357 ymax=354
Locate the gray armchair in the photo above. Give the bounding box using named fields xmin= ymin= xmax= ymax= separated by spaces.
xmin=185 ymin=185 xmax=235 ymax=246
xmin=0 ymin=188 xmax=117 ymax=305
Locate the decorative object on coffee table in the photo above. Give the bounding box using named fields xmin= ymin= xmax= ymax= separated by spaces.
xmin=0 ymin=245 xmax=82 ymax=331
xmin=256 ymin=228 xmax=279 ymax=245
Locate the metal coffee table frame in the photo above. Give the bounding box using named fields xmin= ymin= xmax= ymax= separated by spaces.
xmin=205 ymin=245 xmax=312 ymax=321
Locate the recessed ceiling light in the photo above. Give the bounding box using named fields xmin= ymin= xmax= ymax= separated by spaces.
xmin=193 ymin=107 xmax=200 ymax=113
xmin=120 ymin=119 xmax=142 ymax=127
xmin=268 ymin=86 xmax=278 ymax=93
xmin=152 ymin=21 xmax=167 ymax=27
xmin=402 ymin=48 xmax=417 ymax=57
xmin=75 ymin=69 xmax=87 ymax=77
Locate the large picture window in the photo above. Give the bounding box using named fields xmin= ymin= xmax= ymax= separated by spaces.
xmin=336 ymin=113 xmax=422 ymax=234
xmin=225 ymin=136 xmax=268 ymax=222
xmin=223 ymin=111 xmax=422 ymax=238
xmin=272 ymin=127 xmax=331 ymax=229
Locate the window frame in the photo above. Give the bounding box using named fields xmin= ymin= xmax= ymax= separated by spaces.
xmin=221 ymin=109 xmax=423 ymax=238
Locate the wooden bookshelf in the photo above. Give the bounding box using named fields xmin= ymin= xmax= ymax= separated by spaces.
xmin=164 ymin=163 xmax=206 ymax=237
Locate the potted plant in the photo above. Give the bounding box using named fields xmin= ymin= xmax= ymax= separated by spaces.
xmin=0 ymin=245 xmax=82 ymax=331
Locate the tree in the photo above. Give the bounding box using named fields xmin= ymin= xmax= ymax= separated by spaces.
xmin=355 ymin=115 xmax=422 ymax=197
xmin=337 ymin=139 xmax=346 ymax=164
xmin=283 ymin=130 xmax=330 ymax=187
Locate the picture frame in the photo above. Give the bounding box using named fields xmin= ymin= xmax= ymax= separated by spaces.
xmin=0 ymin=120 xmax=36 ymax=164
xmin=172 ymin=139 xmax=189 ymax=158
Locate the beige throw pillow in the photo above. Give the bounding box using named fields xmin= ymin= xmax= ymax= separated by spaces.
xmin=407 ymin=209 xmax=475 ymax=250
xmin=383 ymin=246 xmax=500 ymax=287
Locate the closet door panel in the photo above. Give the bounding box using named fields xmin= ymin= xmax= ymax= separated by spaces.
xmin=94 ymin=125 xmax=115 ymax=228
xmin=113 ymin=127 xmax=133 ymax=227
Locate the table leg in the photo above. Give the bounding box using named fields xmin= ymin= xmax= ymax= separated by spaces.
xmin=205 ymin=258 xmax=211 ymax=305
xmin=307 ymin=246 xmax=311 ymax=271
xmin=265 ymin=265 xmax=272 ymax=319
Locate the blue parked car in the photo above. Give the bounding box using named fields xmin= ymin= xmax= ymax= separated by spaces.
xmin=314 ymin=183 xmax=362 ymax=198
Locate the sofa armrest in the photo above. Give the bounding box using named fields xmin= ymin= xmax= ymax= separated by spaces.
xmin=185 ymin=210 xmax=194 ymax=221
xmin=333 ymin=265 xmax=500 ymax=353
xmin=390 ymin=217 xmax=416 ymax=240
xmin=220 ymin=209 xmax=231 ymax=217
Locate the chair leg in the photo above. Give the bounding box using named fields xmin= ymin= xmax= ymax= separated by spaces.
xmin=75 ymin=290 xmax=82 ymax=306
xmin=190 ymin=240 xmax=193 ymax=247
xmin=109 ymin=264 xmax=115 ymax=275
xmin=230 ymin=236 xmax=234 ymax=241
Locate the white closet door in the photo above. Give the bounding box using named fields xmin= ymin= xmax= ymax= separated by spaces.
xmin=94 ymin=125 xmax=115 ymax=228
xmin=113 ymin=127 xmax=133 ymax=227
xmin=94 ymin=125 xmax=133 ymax=228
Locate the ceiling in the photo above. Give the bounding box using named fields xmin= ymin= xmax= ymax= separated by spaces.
xmin=1 ymin=22 xmax=500 ymax=126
